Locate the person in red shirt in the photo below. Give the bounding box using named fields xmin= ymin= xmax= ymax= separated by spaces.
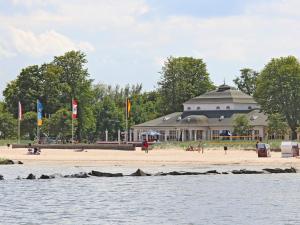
xmin=142 ymin=139 xmax=149 ymax=153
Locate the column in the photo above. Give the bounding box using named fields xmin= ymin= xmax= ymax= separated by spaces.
xmin=129 ymin=130 xmax=132 ymax=142
xmin=182 ymin=130 xmax=185 ymax=142
xmin=194 ymin=130 xmax=197 ymax=141
xmin=133 ymin=129 xmax=137 ymax=142
xmin=118 ymin=130 xmax=121 ymax=144
xmin=189 ymin=129 xmax=192 ymax=141
xmin=202 ymin=130 xmax=206 ymax=140
xmin=165 ymin=130 xmax=169 ymax=142
xmin=105 ymin=129 xmax=108 ymax=142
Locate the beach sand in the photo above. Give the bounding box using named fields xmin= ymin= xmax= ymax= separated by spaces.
xmin=1 ymin=146 xmax=300 ymax=168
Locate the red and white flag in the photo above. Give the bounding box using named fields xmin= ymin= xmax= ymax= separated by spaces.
xmin=72 ymin=99 xmax=78 ymax=119
xmin=18 ymin=101 xmax=22 ymax=120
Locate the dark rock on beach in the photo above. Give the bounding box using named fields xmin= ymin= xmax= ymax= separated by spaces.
xmin=17 ymin=161 xmax=23 ymax=164
xmin=26 ymin=173 xmax=36 ymax=179
xmin=0 ymin=159 xmax=14 ymax=165
xmin=130 ymin=169 xmax=151 ymax=176
xmin=64 ymin=172 xmax=89 ymax=178
xmin=204 ymin=170 xmax=220 ymax=174
xmin=231 ymin=169 xmax=264 ymax=174
xmin=39 ymin=174 xmax=55 ymax=179
xmin=0 ymin=174 xmax=3 ymax=180
xmin=263 ymin=167 xmax=297 ymax=174
xmin=88 ymin=170 xmax=123 ymax=177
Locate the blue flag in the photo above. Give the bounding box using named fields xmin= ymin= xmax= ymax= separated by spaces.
xmin=37 ymin=99 xmax=43 ymax=126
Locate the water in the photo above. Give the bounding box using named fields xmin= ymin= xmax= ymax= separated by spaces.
xmin=1 ymin=165 xmax=300 ymax=225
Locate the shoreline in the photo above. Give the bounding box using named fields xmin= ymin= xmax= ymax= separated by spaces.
xmin=1 ymin=147 xmax=300 ymax=168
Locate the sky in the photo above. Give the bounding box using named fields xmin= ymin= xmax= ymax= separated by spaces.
xmin=1 ymin=0 xmax=300 ymax=98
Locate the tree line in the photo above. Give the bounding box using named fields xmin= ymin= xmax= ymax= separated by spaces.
xmin=0 ymin=51 xmax=298 ymax=141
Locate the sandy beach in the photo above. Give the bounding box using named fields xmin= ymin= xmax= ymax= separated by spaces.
xmin=1 ymin=146 xmax=300 ymax=168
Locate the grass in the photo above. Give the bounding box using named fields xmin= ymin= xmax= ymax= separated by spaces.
xmin=0 ymin=139 xmax=32 ymax=146
xmin=152 ymin=139 xmax=284 ymax=150
xmin=0 ymin=157 xmax=14 ymax=165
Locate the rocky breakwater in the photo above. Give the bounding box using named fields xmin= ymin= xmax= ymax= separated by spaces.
xmin=0 ymin=167 xmax=298 ymax=181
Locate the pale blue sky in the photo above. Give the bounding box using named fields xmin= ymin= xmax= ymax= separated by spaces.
xmin=0 ymin=0 xmax=300 ymax=98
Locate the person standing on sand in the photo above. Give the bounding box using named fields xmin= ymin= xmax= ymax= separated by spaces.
xmin=143 ymin=139 xmax=149 ymax=153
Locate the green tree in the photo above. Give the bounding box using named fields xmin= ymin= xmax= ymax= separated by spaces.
xmin=233 ymin=115 xmax=253 ymax=137
xmin=21 ymin=112 xmax=37 ymax=140
xmin=52 ymin=51 xmax=95 ymax=141
xmin=267 ymin=113 xmax=289 ymax=138
xmin=158 ymin=57 xmax=214 ymax=114
xmin=0 ymin=103 xmax=17 ymax=139
xmin=233 ymin=68 xmax=258 ymax=95
xmin=254 ymin=56 xmax=300 ymax=140
xmin=45 ymin=108 xmax=74 ymax=142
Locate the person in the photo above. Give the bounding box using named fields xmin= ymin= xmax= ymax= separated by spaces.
xmin=255 ymin=141 xmax=259 ymax=153
xmin=142 ymin=139 xmax=149 ymax=153
xmin=224 ymin=146 xmax=228 ymax=155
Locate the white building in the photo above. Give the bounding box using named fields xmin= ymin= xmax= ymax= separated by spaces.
xmin=132 ymin=84 xmax=268 ymax=141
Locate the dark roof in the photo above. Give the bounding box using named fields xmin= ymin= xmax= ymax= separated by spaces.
xmin=184 ymin=85 xmax=256 ymax=104
xmin=132 ymin=109 xmax=267 ymax=128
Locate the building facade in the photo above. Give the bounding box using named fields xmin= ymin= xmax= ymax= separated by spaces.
xmin=132 ymin=84 xmax=268 ymax=141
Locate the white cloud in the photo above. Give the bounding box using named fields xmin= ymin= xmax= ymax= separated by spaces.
xmin=10 ymin=28 xmax=94 ymax=57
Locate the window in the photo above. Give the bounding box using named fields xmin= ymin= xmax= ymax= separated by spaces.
xmin=216 ymin=106 xmax=220 ymax=110
xmin=197 ymin=106 xmax=201 ymax=110
xmin=248 ymin=106 xmax=252 ymax=109
xmin=226 ymin=106 xmax=230 ymax=110
xmin=187 ymin=107 xmax=191 ymax=110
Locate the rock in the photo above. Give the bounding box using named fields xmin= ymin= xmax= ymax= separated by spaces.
xmin=284 ymin=167 xmax=297 ymax=173
xmin=26 ymin=173 xmax=36 ymax=179
xmin=0 ymin=159 xmax=14 ymax=165
xmin=263 ymin=167 xmax=297 ymax=173
xmin=231 ymin=169 xmax=264 ymax=174
xmin=17 ymin=161 xmax=23 ymax=164
xmin=130 ymin=169 xmax=151 ymax=176
xmin=204 ymin=170 xmax=220 ymax=174
xmin=64 ymin=172 xmax=89 ymax=178
xmin=88 ymin=170 xmax=123 ymax=177
xmin=0 ymin=174 xmax=3 ymax=180
xmin=166 ymin=171 xmax=202 ymax=176
xmin=39 ymin=174 xmax=55 ymax=179
xmin=222 ymin=172 xmax=229 ymax=174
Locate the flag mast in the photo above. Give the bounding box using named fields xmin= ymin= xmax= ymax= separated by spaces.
xmin=125 ymin=97 xmax=128 ymax=143
xmin=18 ymin=101 xmax=21 ymax=144
xmin=72 ymin=98 xmax=74 ymax=144
xmin=36 ymin=99 xmax=39 ymax=143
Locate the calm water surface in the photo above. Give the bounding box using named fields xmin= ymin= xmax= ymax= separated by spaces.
xmin=0 ymin=165 xmax=300 ymax=225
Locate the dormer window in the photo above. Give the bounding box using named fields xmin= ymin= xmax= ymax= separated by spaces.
xmin=226 ymin=106 xmax=230 ymax=110
xmin=216 ymin=106 xmax=220 ymax=110
xmin=197 ymin=106 xmax=201 ymax=110
xmin=248 ymin=106 xmax=252 ymax=109
xmin=187 ymin=107 xmax=191 ymax=110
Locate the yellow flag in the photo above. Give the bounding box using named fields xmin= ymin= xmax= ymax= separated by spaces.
xmin=127 ymin=98 xmax=131 ymax=117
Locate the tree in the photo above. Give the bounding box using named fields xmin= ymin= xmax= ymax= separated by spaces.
xmin=52 ymin=51 xmax=95 ymax=141
xmin=233 ymin=68 xmax=258 ymax=95
xmin=254 ymin=56 xmax=300 ymax=140
xmin=45 ymin=108 xmax=74 ymax=142
xmin=158 ymin=57 xmax=214 ymax=114
xmin=0 ymin=103 xmax=17 ymax=139
xmin=233 ymin=115 xmax=253 ymax=137
xmin=267 ymin=113 xmax=289 ymax=139
xmin=21 ymin=112 xmax=37 ymax=140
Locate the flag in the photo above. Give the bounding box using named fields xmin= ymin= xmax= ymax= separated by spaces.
xmin=18 ymin=101 xmax=22 ymax=120
xmin=37 ymin=99 xmax=43 ymax=126
xmin=126 ymin=98 xmax=131 ymax=118
xmin=72 ymin=99 xmax=78 ymax=119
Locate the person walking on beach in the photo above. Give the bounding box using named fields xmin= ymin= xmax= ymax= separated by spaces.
xmin=142 ymin=139 xmax=149 ymax=153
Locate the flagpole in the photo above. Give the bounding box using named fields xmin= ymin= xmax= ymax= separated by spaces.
xmin=36 ymin=100 xmax=39 ymax=143
xmin=72 ymin=98 xmax=74 ymax=144
xmin=125 ymin=97 xmax=128 ymax=143
xmin=18 ymin=102 xmax=20 ymax=144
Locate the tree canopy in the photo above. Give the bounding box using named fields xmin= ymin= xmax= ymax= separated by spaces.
xmin=254 ymin=56 xmax=300 ymax=139
xmin=233 ymin=68 xmax=258 ymax=96
xmin=158 ymin=57 xmax=214 ymax=114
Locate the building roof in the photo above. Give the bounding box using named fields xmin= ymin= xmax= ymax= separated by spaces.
xmin=132 ymin=109 xmax=268 ymax=128
xmin=184 ymin=84 xmax=256 ymax=104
